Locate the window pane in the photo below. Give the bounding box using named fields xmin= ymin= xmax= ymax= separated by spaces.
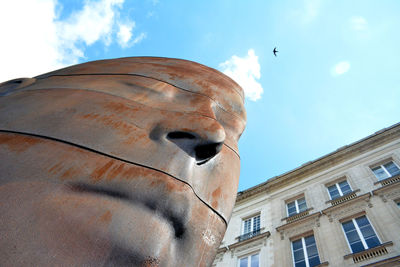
xmin=288 ymin=206 xmax=297 ymax=216
xmin=297 ymin=197 xmax=306 ymax=206
xmin=251 ymin=254 xmax=259 ymax=267
xmin=308 ymin=255 xmax=321 ymax=267
xmin=304 ymin=235 xmax=316 ymax=246
xmin=292 ymin=240 xmax=303 ymax=250
xmin=287 ymin=201 xmax=296 ymax=209
xmin=298 ymin=202 xmax=307 ymax=212
xmin=355 ymin=216 xmax=369 ymax=227
xmin=240 ymin=257 xmax=248 ymax=267
xmin=365 ymin=236 xmax=380 ymax=248
xmin=372 ymin=166 xmax=389 ymax=180
xmin=346 ymin=230 xmax=360 ymax=243
xmin=339 ymin=181 xmax=352 ymax=195
xmin=359 ymin=225 xmax=375 ymax=239
xmin=243 ymin=219 xmax=251 ymax=234
xmin=306 ymin=244 xmax=318 ymax=258
xmin=328 ymin=185 xmax=340 ymax=199
xmin=350 ymin=241 xmax=365 ymax=253
xmin=384 ymin=162 xmax=400 ymax=176
xmin=253 ymin=215 xmax=260 ymax=231
xmin=293 ymin=249 xmax=305 ymax=261
xmin=294 ymin=261 xmax=306 ymax=267
xmin=342 ymin=221 xmax=356 ymax=232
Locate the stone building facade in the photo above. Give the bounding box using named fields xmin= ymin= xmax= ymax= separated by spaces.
xmin=213 ymin=123 xmax=400 ymax=267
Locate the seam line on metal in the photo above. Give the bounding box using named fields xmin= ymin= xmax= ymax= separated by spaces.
xmin=0 ymin=129 xmax=228 ymax=227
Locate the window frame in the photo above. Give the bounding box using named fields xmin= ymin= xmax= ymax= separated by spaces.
xmin=371 ymin=160 xmax=400 ymax=181
xmin=326 ymin=180 xmax=353 ymax=200
xmin=291 ymin=234 xmax=321 ymax=267
xmin=341 ymin=215 xmax=381 ymax=253
xmin=242 ymin=214 xmax=261 ymax=235
xmin=238 ymin=252 xmax=260 ymax=267
xmin=286 ymin=197 xmax=307 ymax=217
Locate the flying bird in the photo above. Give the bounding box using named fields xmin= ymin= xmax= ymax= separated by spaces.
xmin=273 ymin=47 xmax=278 ymax=56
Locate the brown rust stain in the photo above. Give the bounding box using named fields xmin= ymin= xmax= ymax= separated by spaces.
xmin=48 ymin=162 xmax=64 ymax=175
xmin=90 ymin=160 xmax=115 ymax=182
xmin=99 ymin=211 xmax=112 ymax=223
xmin=0 ymin=133 xmax=41 ymax=153
xmin=107 ymin=163 xmax=125 ymax=180
xmin=211 ymin=188 xmax=221 ymax=199
xmin=211 ymin=187 xmax=223 ymax=208
xmin=61 ymin=167 xmax=80 ymax=180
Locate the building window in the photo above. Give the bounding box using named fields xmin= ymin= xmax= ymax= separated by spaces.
xmin=342 ymin=215 xmax=381 ymax=253
xmin=371 ymin=161 xmax=400 ymax=180
xmin=239 ymin=253 xmax=259 ymax=267
xmin=327 ymin=180 xmax=352 ymax=200
xmin=287 ymin=197 xmax=307 ymax=217
xmin=291 ymin=235 xmax=321 ymax=267
xmin=240 ymin=214 xmax=260 ymax=241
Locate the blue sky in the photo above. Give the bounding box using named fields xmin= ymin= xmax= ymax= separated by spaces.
xmin=1 ymin=0 xmax=399 ymax=191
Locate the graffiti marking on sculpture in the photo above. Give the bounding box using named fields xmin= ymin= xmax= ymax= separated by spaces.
xmin=0 ymin=57 xmax=246 ymax=266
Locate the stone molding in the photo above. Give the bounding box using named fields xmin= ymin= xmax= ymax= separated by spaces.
xmin=343 ymin=241 xmax=393 ymax=264
xmin=360 ymin=254 xmax=400 ymax=267
xmin=372 ymin=179 xmax=400 ymax=203
xmin=276 ymin=211 xmax=321 ymax=240
xmin=321 ymin=192 xmax=372 ymax=222
xmin=236 ymin=123 xmax=400 ymax=204
xmin=325 ymin=189 xmax=360 ymax=206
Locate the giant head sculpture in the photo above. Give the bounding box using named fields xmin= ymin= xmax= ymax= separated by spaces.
xmin=0 ymin=57 xmax=246 ymax=266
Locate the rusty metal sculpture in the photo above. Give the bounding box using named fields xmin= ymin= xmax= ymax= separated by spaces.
xmin=0 ymin=57 xmax=246 ymax=267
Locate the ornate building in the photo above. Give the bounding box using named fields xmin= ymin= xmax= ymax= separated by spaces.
xmin=213 ymin=123 xmax=400 ymax=267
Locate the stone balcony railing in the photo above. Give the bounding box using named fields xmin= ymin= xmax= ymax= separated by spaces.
xmin=285 ymin=208 xmax=312 ymax=223
xmin=375 ymin=174 xmax=400 ymax=186
xmin=326 ymin=190 xmax=360 ymax=206
xmin=238 ymin=228 xmax=261 ymax=242
xmin=344 ymin=241 xmax=393 ymax=264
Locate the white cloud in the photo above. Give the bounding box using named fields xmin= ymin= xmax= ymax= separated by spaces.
xmin=350 ymin=16 xmax=368 ymax=31
xmin=219 ymin=49 xmax=263 ymax=101
xmin=331 ymin=61 xmax=350 ymax=76
xmin=117 ymin=21 xmax=135 ymax=48
xmin=0 ymin=0 xmax=146 ymax=82
xmin=132 ymin=32 xmax=147 ymax=45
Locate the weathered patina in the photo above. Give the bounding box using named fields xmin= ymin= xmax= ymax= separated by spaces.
xmin=0 ymin=57 xmax=246 ymax=266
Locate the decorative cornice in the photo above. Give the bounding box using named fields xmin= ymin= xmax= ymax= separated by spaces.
xmin=372 ymin=180 xmax=400 ymax=202
xmin=228 ymin=231 xmax=270 ymax=250
xmin=325 ymin=189 xmax=360 ymax=206
xmin=236 ymin=123 xmax=400 ymax=203
xmin=322 ymin=193 xmax=372 ymax=222
xmin=361 ymin=254 xmax=400 ymax=267
xmin=344 ymin=241 xmax=393 ymax=264
xmin=276 ymin=211 xmax=321 ymax=232
xmin=281 ymin=208 xmax=314 ymax=223
xmin=276 ymin=212 xmax=321 ymax=240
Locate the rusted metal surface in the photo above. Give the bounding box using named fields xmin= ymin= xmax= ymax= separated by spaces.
xmin=0 ymin=57 xmax=246 ymax=266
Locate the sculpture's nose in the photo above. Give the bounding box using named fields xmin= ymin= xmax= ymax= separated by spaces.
xmin=153 ymin=115 xmax=226 ymax=165
xmin=167 ymin=130 xmax=224 ymax=165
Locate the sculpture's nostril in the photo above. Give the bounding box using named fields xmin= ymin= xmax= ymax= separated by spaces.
xmin=167 ymin=131 xmax=196 ymax=140
xmin=195 ymin=142 xmax=223 ymax=165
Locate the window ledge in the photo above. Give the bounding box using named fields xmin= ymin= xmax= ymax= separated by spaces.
xmin=235 ymin=227 xmax=265 ymax=242
xmin=374 ymin=174 xmax=400 ymax=186
xmin=229 ymin=230 xmax=271 ymax=250
xmin=281 ymin=208 xmax=314 ymax=223
xmin=343 ymin=241 xmax=393 ymax=264
xmin=316 ymin=261 xmax=329 ymax=267
xmin=325 ymin=189 xmax=360 ymax=206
